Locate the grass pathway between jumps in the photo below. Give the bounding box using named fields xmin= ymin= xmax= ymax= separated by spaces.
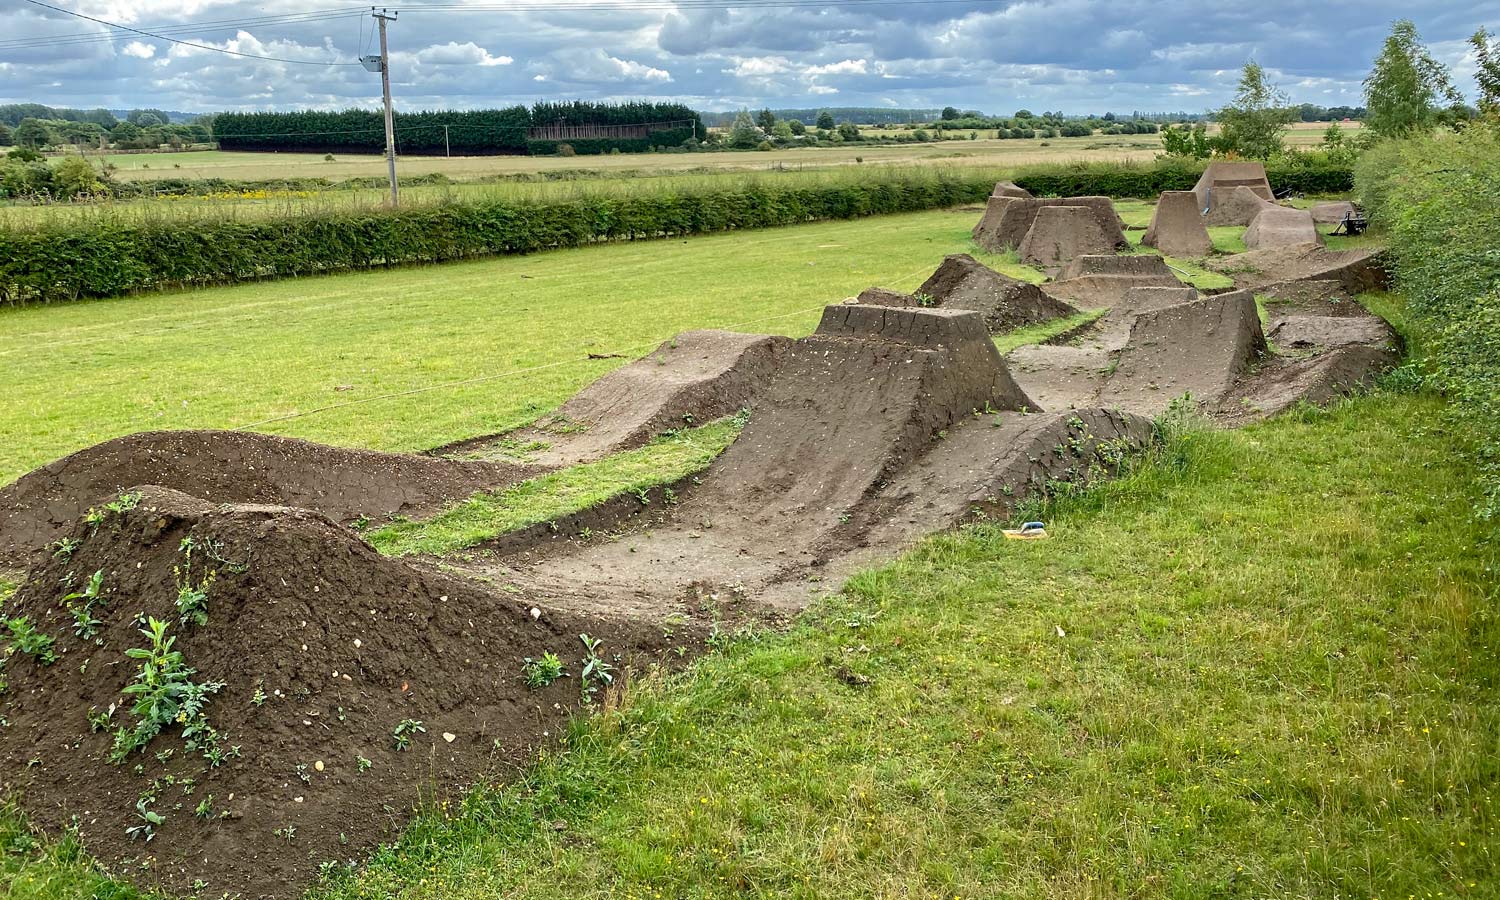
xmin=7 ymin=388 xmax=1492 ymax=899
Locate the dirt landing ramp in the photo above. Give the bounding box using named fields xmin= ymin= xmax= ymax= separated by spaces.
xmin=1019 ymin=206 xmax=1120 ymax=268
xmin=991 ymin=180 xmax=1032 ymax=199
xmin=1042 ymin=254 xmax=1186 ymax=306
xmin=1142 ymin=190 xmax=1214 ymax=257
xmin=0 ymin=431 xmax=527 ymax=567
xmin=0 ymin=486 xmax=685 ymax=899
xmin=1205 ymin=185 xmax=1277 ymax=227
xmin=1268 ymin=315 xmax=1400 ymax=352
xmin=972 ymin=196 xmax=1126 ymax=253
xmin=1245 ymin=206 xmax=1324 ymax=250
xmin=1100 ymin=290 xmax=1267 ymax=416
xmin=1219 ymin=344 xmax=1400 ymax=424
xmin=915 ymin=254 xmax=1077 ymax=330
xmin=1205 ymin=245 xmax=1389 ymax=295
xmin=449 ymin=330 xmax=792 ymax=465
xmin=1194 ymin=161 xmax=1274 ymax=225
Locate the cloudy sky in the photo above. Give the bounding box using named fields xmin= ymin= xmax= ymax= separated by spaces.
xmin=1 ymin=0 xmax=1496 ymax=115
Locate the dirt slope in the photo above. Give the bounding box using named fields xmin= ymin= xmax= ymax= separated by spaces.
xmin=914 ymin=254 xmax=1078 ymax=330
xmin=1142 ymin=190 xmax=1214 ymax=258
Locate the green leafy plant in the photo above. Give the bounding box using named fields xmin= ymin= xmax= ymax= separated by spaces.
xmin=392 ymin=719 xmax=425 ymax=751
xmin=110 ymin=617 xmax=224 ymax=763
xmin=50 ymin=537 xmax=81 ymax=561
xmin=3 ymin=616 xmax=57 ymax=665
xmin=578 ymin=633 xmax=615 ymax=703
xmin=522 ymin=652 xmax=566 ymax=688
xmin=62 ymin=568 xmax=106 ymax=639
xmin=126 ymin=796 xmax=164 ymax=842
xmin=173 ymin=536 xmax=215 ymax=627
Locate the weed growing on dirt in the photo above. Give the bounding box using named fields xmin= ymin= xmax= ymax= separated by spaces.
xmin=110 ymin=617 xmax=224 ymax=763
xmin=522 ymin=652 xmax=566 ymax=689
xmin=81 ymin=492 xmax=141 ymax=534
xmin=3 ymin=616 xmax=56 ymax=666
xmin=578 ymin=634 xmax=614 ymax=704
xmin=392 ymin=719 xmax=425 ymax=751
xmin=61 ymin=569 xmax=105 ymax=639
xmin=172 ymin=537 xmax=216 ymax=628
xmin=125 ymin=797 xmax=162 ymax=843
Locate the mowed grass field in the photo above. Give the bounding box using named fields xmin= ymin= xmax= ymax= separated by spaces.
xmin=0 ymin=207 xmax=1012 ymax=485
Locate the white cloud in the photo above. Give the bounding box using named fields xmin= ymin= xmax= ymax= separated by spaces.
xmin=808 ymin=85 xmax=839 ymax=94
xmin=413 ymin=42 xmax=512 ymax=67
xmin=806 ymin=58 xmax=867 ymax=76
xmin=121 ymin=41 xmax=156 ymax=59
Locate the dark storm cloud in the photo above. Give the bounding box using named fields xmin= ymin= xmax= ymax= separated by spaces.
xmin=0 ymin=0 xmax=1496 ymax=113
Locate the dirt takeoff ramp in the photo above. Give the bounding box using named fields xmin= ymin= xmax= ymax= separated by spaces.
xmin=1245 ymin=206 xmax=1324 ymax=250
xmin=857 ymin=254 xmax=1078 ymax=331
xmin=1042 ymin=254 xmax=1186 ymax=306
xmin=1142 ymin=190 xmax=1214 ymax=257
xmin=1203 ymin=244 xmax=1390 ymax=296
xmin=0 ymin=431 xmax=528 ymax=568
xmin=1194 ymin=162 xmax=1274 ymax=225
xmin=0 ymin=486 xmax=684 ymax=899
xmin=448 ymin=330 xmax=792 ymax=465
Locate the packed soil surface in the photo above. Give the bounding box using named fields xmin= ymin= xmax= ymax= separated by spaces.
xmin=1245 ymin=206 xmax=1323 ymax=250
xmin=0 ymin=486 xmax=690 ymax=899
xmin=1041 ymin=254 xmax=1185 ymax=306
xmin=439 ymin=330 xmax=791 ymax=466
xmin=1204 ymin=244 xmax=1390 ymax=295
xmin=1142 ymin=190 xmax=1214 ymax=258
xmin=0 ymin=431 xmax=531 ymax=569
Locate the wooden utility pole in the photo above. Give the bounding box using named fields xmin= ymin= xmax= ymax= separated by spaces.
xmin=374 ymin=9 xmax=399 ymax=206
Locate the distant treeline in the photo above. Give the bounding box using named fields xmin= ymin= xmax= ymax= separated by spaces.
xmin=0 ymin=104 xmax=198 ymax=128
xmin=701 ymin=108 xmax=943 ymax=127
xmin=215 ymin=102 xmax=704 ymax=155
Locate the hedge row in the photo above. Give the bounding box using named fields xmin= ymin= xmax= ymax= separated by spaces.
xmin=1012 ymin=156 xmax=1355 ymax=198
xmin=1355 ymin=124 xmax=1500 ymax=517
xmin=0 ymin=172 xmax=992 ymax=304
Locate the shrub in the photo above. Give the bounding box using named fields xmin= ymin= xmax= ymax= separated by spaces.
xmin=556 ymin=143 xmax=576 ymax=157
xmin=1356 ymin=123 xmax=1500 ymax=514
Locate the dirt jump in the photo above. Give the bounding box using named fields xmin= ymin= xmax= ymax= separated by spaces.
xmin=991 ymin=180 xmax=1032 ymax=199
xmin=1142 ymin=190 xmax=1214 ymax=257
xmin=0 ymin=211 xmax=1404 ymax=898
xmin=972 ymin=195 xmax=1127 ymax=254
xmin=1194 ymin=161 xmax=1275 ymax=225
xmin=1203 ymin=244 xmax=1390 ymax=296
xmin=1245 ymin=206 xmax=1324 ymax=250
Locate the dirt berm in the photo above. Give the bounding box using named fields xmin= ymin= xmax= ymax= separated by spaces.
xmin=1204 ymin=245 xmax=1390 ymax=296
xmin=972 ymin=196 xmax=1126 ymax=253
xmin=443 ymin=330 xmax=792 ymax=465
xmin=0 ymin=486 xmax=686 ymax=899
xmin=0 ymin=431 xmax=530 ymax=568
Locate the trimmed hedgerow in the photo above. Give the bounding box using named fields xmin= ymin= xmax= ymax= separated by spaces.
xmin=0 ymin=170 xmax=992 ymax=304
xmin=1355 ymin=122 xmax=1500 ymax=517
xmin=1012 ymin=156 xmax=1354 ymax=198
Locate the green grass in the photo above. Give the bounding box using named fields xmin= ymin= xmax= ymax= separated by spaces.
xmin=369 ymin=418 xmax=743 ymax=557
xmin=0 ymin=208 xmax=1007 ymax=485
xmin=291 ymin=390 xmax=1487 ymax=900
xmin=992 ymin=308 xmax=1108 ymax=354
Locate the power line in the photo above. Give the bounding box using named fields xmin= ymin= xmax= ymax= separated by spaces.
xmin=14 ymin=0 xmax=364 ymax=66
xmin=0 ymin=9 xmax=368 ymax=50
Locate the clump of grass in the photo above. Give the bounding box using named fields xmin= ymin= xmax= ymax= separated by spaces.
xmin=991 ymin=308 xmax=1108 ymax=354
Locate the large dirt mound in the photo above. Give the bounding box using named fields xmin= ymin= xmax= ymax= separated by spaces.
xmin=444 ymin=330 xmax=792 ymax=465
xmin=1205 ymin=245 xmax=1390 ymax=295
xmin=1041 ymin=254 xmax=1186 ymax=306
xmin=1219 ymin=344 xmax=1400 ymax=424
xmin=1100 ymin=289 xmax=1266 ymax=416
xmin=1019 ymin=206 xmax=1122 ymax=268
xmin=1142 ymin=190 xmax=1214 ymax=257
xmin=1310 ymin=201 xmax=1357 ymax=224
xmin=1194 ymin=162 xmax=1274 ymax=225
xmin=914 ymin=254 xmax=1078 ymax=330
xmin=1245 ymin=206 xmax=1324 ymax=250
xmin=972 ymin=196 xmax=1126 ymax=253
xmin=991 ymin=180 xmax=1032 ymax=199
xmin=0 ymin=486 xmax=683 ymax=898
xmin=1205 ymin=185 xmax=1277 ymax=227
xmin=0 ymin=431 xmax=526 ymax=568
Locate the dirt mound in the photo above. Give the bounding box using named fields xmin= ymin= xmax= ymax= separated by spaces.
xmin=1100 ymin=290 xmax=1267 ymax=416
xmin=1219 ymin=344 xmax=1399 ymax=424
xmin=1310 ymin=201 xmax=1357 ymax=224
xmin=1245 ymin=206 xmax=1324 ymax=250
xmin=1019 ymin=206 xmax=1120 ymax=268
xmin=1004 ymin=344 xmax=1113 ymax=411
xmin=445 ymin=331 xmax=792 ymax=466
xmin=991 ymin=180 xmax=1032 ymax=199
xmin=854 ymin=286 xmax=916 ymax=306
xmin=1194 ymin=162 xmax=1274 ymax=225
xmin=0 ymin=431 xmax=526 ymax=568
xmin=1205 ymin=245 xmax=1390 ymax=295
xmin=1120 ymin=285 xmax=1202 ymax=312
xmin=1259 ymin=279 xmax=1352 ymax=307
xmin=1142 ymin=190 xmax=1214 ymax=257
xmin=1268 ymin=315 xmax=1399 ymax=352
xmin=914 ymin=254 xmax=1077 ymax=331
xmin=1042 ymin=254 xmax=1185 ymax=306
xmin=0 ymin=486 xmax=685 ymax=899
xmin=1205 ymin=185 xmax=1277 ymax=227
xmin=972 ymin=196 xmax=1126 ymax=253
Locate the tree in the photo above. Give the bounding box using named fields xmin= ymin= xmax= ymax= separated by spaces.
xmin=1014 ymin=109 xmax=1034 ymax=119
xmin=755 ymin=108 xmax=776 ymax=132
xmin=0 ymin=123 xmax=10 ymax=147
xmin=1472 ymin=27 xmax=1500 ymax=118
xmin=134 ymin=112 xmax=164 ymax=128
xmin=53 ymin=155 xmax=103 ymax=196
xmin=815 ymin=110 xmax=836 ymax=130
xmin=771 ymin=120 xmax=794 ymax=141
xmin=1363 ymin=19 xmax=1462 ymax=139
xmin=940 ymin=106 xmax=960 ymax=120
xmin=1160 ymin=122 xmax=1211 ymax=159
xmin=787 ymin=118 xmax=806 ymax=136
xmin=1212 ymin=61 xmax=1294 ymax=158
xmin=128 ymin=108 xmax=171 ymax=126
xmin=836 ymin=122 xmax=861 ymax=142
xmin=110 ymin=121 xmax=142 ymax=148
xmin=727 ymin=111 xmax=762 ymax=149
xmin=14 ymin=118 xmax=51 ymax=149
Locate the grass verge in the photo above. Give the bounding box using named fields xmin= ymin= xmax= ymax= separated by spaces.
xmin=992 ymin=308 xmax=1108 ymax=354
xmin=368 ymin=418 xmax=742 ymax=557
